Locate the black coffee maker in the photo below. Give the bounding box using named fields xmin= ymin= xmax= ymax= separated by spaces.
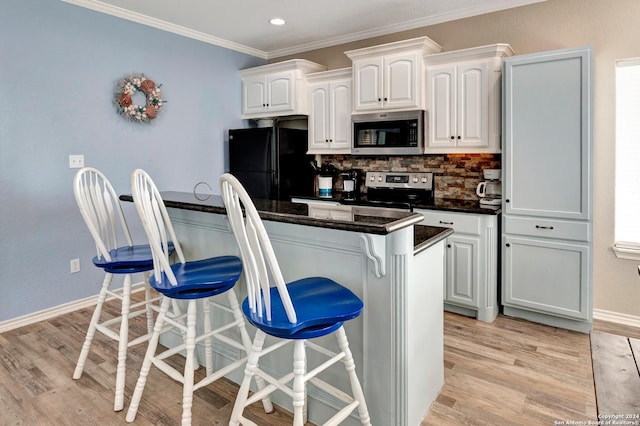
xmin=340 ymin=169 xmax=361 ymax=200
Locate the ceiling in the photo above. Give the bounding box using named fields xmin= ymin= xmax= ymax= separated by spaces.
xmin=63 ymin=0 xmax=544 ymax=59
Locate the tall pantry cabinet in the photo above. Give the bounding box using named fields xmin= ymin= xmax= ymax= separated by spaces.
xmin=501 ymin=47 xmax=593 ymax=333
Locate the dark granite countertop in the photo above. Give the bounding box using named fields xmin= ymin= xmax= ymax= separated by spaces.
xmin=414 ymin=225 xmax=453 ymax=254
xmin=418 ymin=198 xmax=501 ymax=215
xmin=292 ymin=194 xmax=501 ymax=215
xmin=120 ymin=192 xmax=453 ymax=243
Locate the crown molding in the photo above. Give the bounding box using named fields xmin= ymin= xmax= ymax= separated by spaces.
xmin=61 ymin=0 xmax=269 ymax=59
xmin=267 ymin=0 xmax=544 ymax=58
xmin=62 ymin=0 xmax=544 ymax=60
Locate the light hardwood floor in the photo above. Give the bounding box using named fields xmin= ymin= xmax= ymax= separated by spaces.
xmin=1 ymin=294 xmax=633 ymax=425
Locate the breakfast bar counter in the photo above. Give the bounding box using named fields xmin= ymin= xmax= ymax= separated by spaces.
xmin=121 ymin=191 xmax=451 ymax=425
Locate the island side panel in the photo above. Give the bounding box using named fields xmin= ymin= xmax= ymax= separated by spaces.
xmin=409 ymin=239 xmax=445 ymax=424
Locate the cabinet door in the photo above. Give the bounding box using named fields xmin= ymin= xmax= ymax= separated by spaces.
xmin=308 ymin=83 xmax=329 ymax=151
xmin=457 ymin=62 xmax=488 ymax=147
xmin=384 ymin=52 xmax=419 ymax=109
xmin=503 ymin=48 xmax=592 ymax=220
xmin=446 ymin=235 xmax=479 ymax=308
xmin=503 ymin=235 xmax=590 ymax=320
xmin=329 ymin=80 xmax=352 ymax=150
xmin=427 ymin=65 xmax=456 ymax=148
xmin=242 ymin=75 xmax=267 ymax=115
xmin=353 ymin=58 xmax=383 ymax=111
xmin=267 ymin=71 xmax=294 ymax=113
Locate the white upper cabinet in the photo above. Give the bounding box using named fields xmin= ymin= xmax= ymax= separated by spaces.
xmin=427 ymin=61 xmax=488 ymax=149
xmin=345 ymin=37 xmax=442 ymax=113
xmin=307 ymin=68 xmax=352 ymax=154
xmin=240 ymin=59 xmax=326 ymax=119
xmin=424 ymin=44 xmax=514 ymax=154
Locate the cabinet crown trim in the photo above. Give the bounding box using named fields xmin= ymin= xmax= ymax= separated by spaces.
xmin=344 ymin=36 xmax=442 ymax=60
xmin=306 ymin=67 xmax=352 ymax=82
xmin=240 ymin=59 xmax=327 ymax=76
xmin=425 ymin=43 xmax=514 ymax=65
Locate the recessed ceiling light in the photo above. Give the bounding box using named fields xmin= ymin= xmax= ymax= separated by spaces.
xmin=269 ymin=18 xmax=285 ymax=26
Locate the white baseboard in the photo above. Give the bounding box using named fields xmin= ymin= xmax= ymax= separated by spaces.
xmin=5 ymin=300 xmax=637 ymax=335
xmin=0 ymin=284 xmax=146 ymax=334
xmin=0 ymin=295 xmax=98 ymax=333
xmin=593 ymin=308 xmax=640 ymax=329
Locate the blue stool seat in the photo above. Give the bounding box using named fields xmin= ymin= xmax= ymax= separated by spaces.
xmin=243 ymin=277 xmax=363 ymax=340
xmin=93 ymin=243 xmax=175 ymax=273
xmin=150 ymin=255 xmax=243 ymax=300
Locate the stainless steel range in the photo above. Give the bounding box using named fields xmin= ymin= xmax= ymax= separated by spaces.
xmin=341 ymin=171 xmax=434 ymax=210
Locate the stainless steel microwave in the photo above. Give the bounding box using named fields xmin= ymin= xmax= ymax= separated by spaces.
xmin=352 ymin=110 xmax=424 ymax=155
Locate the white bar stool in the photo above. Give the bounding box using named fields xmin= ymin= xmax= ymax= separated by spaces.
xmin=125 ymin=169 xmax=272 ymax=426
xmin=72 ymin=167 xmax=173 ymax=411
xmin=220 ymin=173 xmax=371 ymax=426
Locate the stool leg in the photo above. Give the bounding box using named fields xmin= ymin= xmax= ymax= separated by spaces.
xmin=203 ymin=298 xmax=213 ymax=376
xmin=170 ymin=300 xmax=201 ymax=370
xmin=181 ymin=300 xmax=198 ymax=426
xmin=125 ymin=296 xmax=171 ymax=423
xmin=143 ymin=271 xmax=154 ymax=334
xmin=114 ymin=273 xmax=133 ymax=411
xmin=336 ymin=326 xmax=371 ymax=425
xmin=229 ymin=330 xmax=267 ymax=426
xmin=227 ymin=289 xmax=273 ymax=413
xmin=292 ymin=340 xmax=306 ymax=426
xmin=73 ymin=272 xmax=113 ymax=379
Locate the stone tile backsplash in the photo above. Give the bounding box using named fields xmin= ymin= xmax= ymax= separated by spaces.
xmin=320 ymin=153 xmax=501 ymax=200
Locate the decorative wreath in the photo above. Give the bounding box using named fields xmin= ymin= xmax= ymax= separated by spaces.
xmin=114 ymin=74 xmax=164 ymax=123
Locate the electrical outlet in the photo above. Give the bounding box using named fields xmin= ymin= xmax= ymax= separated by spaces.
xmin=69 ymin=155 xmax=85 ymax=169
xmin=70 ymin=258 xmax=80 ymax=273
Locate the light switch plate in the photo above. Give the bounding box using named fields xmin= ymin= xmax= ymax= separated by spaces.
xmin=69 ymin=155 xmax=84 ymax=169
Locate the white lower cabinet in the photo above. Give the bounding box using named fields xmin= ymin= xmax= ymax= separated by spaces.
xmin=445 ymin=234 xmax=479 ymax=307
xmin=503 ymin=234 xmax=589 ymax=321
xmin=415 ymin=209 xmax=499 ymax=322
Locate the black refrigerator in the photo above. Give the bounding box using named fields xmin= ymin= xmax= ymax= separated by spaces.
xmin=228 ymin=127 xmax=315 ymax=201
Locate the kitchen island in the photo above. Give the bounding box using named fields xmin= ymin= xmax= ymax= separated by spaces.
xmin=121 ymin=191 xmax=452 ymax=426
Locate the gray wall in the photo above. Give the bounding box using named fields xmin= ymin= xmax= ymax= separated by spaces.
xmin=0 ymin=0 xmax=264 ymax=321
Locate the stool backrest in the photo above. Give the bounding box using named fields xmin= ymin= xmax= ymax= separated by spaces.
xmin=131 ymin=169 xmax=185 ymax=285
xmin=219 ymin=173 xmax=297 ymax=324
xmin=74 ymin=167 xmax=132 ymax=262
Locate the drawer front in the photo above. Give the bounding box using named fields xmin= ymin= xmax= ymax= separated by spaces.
xmin=415 ymin=209 xmax=481 ymax=235
xmin=307 ymin=204 xmax=354 ymax=221
xmin=504 ymin=216 xmax=590 ymax=241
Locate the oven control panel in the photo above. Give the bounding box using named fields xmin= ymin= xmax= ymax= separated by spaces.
xmin=365 ymin=171 xmax=433 ymax=190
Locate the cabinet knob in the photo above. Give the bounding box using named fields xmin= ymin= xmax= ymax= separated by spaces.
xmin=325 ymin=139 xmax=329 ymax=143
xmin=505 ymin=199 xmax=510 ymax=203
xmin=384 ymin=97 xmax=388 ymax=101
xmin=450 ymin=136 xmax=455 ymax=140
xmin=535 ymin=225 xmax=554 ymax=230
xmin=506 ymin=243 xmax=511 ymax=248
xmin=377 ymin=98 xmax=382 ymax=102
xmin=447 ymin=244 xmax=451 ymax=248
xmin=457 ymin=136 xmax=461 ymax=139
